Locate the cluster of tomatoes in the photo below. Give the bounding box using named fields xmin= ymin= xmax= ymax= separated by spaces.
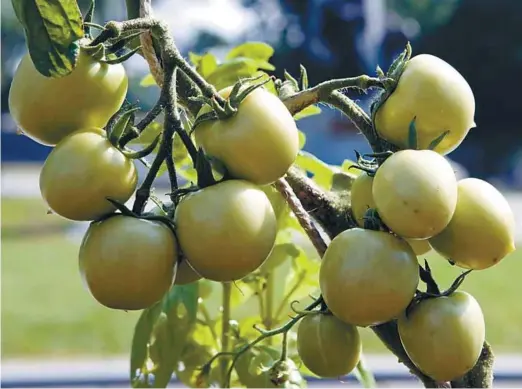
xmin=296 ymin=54 xmax=516 ymax=383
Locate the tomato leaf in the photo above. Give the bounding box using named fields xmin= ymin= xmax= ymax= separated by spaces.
xmin=12 ymin=0 xmax=84 ymax=77
xmin=140 ymin=73 xmax=157 ymax=87
xmin=197 ymin=53 xmax=218 ymax=79
xmin=298 ymin=130 xmax=306 ymax=149
xmin=295 ymin=151 xmax=337 ymax=190
xmin=129 ymin=302 xmax=163 ymax=385
xmin=152 ymin=283 xmax=199 ymax=387
xmin=293 ymin=105 xmax=322 ymax=121
xmin=226 ymin=41 xmax=274 ymax=62
xmin=408 ymin=116 xmax=418 ymax=150
xmin=428 ymin=130 xmax=451 ymax=151
xmin=206 ymin=58 xmax=264 ymax=90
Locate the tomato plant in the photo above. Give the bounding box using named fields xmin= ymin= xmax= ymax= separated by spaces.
xmin=374 ymin=54 xmax=476 ymax=155
xmin=12 ymin=3 xmax=511 ymax=389
xmin=398 ymin=291 xmax=486 ymax=382
xmin=79 ymin=215 xmax=177 ymax=310
xmin=372 ymin=149 xmax=458 ymax=239
xmin=174 ymin=179 xmax=278 ymax=282
xmin=194 ymin=86 xmax=300 ymax=185
xmin=429 ymin=178 xmax=516 ymax=270
xmin=39 ymin=127 xmax=138 ymax=221
xmin=296 ymin=312 xmax=361 ymax=378
xmin=319 ymin=228 xmax=419 ymax=326
xmin=9 ymin=48 xmax=128 ymax=146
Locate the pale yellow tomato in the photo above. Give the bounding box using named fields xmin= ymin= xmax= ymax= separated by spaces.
xmin=429 ymin=178 xmax=516 ymax=270
xmin=372 ymin=149 xmax=458 ymax=239
xmin=375 ymin=54 xmax=475 ymax=155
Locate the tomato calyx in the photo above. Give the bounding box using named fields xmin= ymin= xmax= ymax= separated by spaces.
xmin=406 ymin=260 xmax=473 ymax=318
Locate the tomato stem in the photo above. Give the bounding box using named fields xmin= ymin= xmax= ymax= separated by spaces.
xmin=264 ymin=271 xmax=275 ymax=337
xmin=220 ymin=282 xmax=232 ymax=386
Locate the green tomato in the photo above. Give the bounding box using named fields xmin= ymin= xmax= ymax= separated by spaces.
xmin=320 ymin=228 xmax=419 ymax=326
xmin=296 ymin=313 xmax=361 ymax=378
xmin=39 ymin=127 xmax=138 ymax=221
xmin=195 ymin=86 xmax=299 ymax=185
xmin=375 ymin=54 xmax=475 ymax=155
xmin=398 ymin=291 xmax=485 ymax=382
xmin=235 ymin=346 xmax=280 ymax=388
xmin=79 ymin=215 xmax=176 ymax=310
xmin=174 ymin=180 xmax=278 ymax=282
xmin=429 ymin=178 xmax=516 ymax=270
xmin=372 ymin=149 xmax=458 ymax=239
xmin=8 ymin=49 xmax=128 ymax=146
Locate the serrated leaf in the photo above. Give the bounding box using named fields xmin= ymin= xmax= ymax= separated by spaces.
xmin=140 ymin=73 xmax=157 ymax=87
xmin=293 ymin=105 xmax=321 ymax=121
xmin=13 ymin=0 xmax=84 ymax=77
xmin=130 ymin=302 xmax=163 ymax=384
xmin=226 ymin=41 xmax=274 ymax=62
xmin=206 ymin=58 xmax=263 ymax=90
xmin=295 ymin=151 xmax=337 ymax=190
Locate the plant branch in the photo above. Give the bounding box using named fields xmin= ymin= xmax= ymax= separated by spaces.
xmin=220 ymin=282 xmax=232 ymax=387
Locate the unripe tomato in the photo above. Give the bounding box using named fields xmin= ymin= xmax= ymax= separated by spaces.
xmin=235 ymin=346 xmax=279 ymax=388
xmin=319 ymin=228 xmax=419 ymax=326
xmin=174 ymin=180 xmax=278 ymax=281
xmin=8 ymin=49 xmax=128 ymax=146
xmin=174 ymin=258 xmax=202 ymax=285
xmin=296 ymin=313 xmax=361 ymax=378
xmin=79 ymin=215 xmax=176 ymax=310
xmin=39 ymin=128 xmax=138 ymax=221
xmin=194 ymin=86 xmax=299 ymax=185
xmin=351 ymin=171 xmax=433 ymax=255
xmin=374 ymin=54 xmax=475 ymax=155
xmin=429 ymin=178 xmax=516 ymax=270
xmin=398 ymin=291 xmax=485 ymax=381
xmin=372 ymin=150 xmax=458 ymax=239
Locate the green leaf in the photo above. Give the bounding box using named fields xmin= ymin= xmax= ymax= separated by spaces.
xmin=295 ymin=151 xmax=337 ymax=190
xmin=226 ymin=41 xmax=274 ymax=62
xmin=428 ymin=130 xmax=450 ymax=151
xmin=293 ymin=105 xmax=322 ymax=121
xmin=140 ymin=73 xmax=157 ymax=87
xmin=408 ymin=117 xmax=418 ymax=149
xmin=152 ymin=283 xmax=199 ymax=387
xmin=206 ymin=58 xmax=263 ymax=90
xmin=130 ymin=302 xmax=163 ymax=385
xmin=13 ymin=0 xmax=84 ymax=77
xmin=298 ymin=130 xmax=306 ymax=150
xmin=197 ymin=53 xmax=218 ymax=79
xmin=188 ymin=52 xmax=202 ymax=67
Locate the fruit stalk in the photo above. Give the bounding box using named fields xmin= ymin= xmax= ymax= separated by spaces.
xmin=220 ymin=282 xmax=232 ymax=387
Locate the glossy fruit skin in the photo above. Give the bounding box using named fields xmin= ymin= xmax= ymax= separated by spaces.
xmin=374 ymin=54 xmax=475 ymax=155
xmin=235 ymin=346 xmax=280 ymax=388
xmin=429 ymin=178 xmax=516 ymax=270
xmin=174 ymin=179 xmax=278 ymax=282
xmin=296 ymin=313 xmax=361 ymax=378
xmin=79 ymin=215 xmax=176 ymax=310
xmin=373 ymin=150 xmax=458 ymax=239
xmin=174 ymin=258 xmax=202 ymax=285
xmin=194 ymin=86 xmax=299 ymax=185
xmin=407 ymin=239 xmax=433 ymax=256
xmin=398 ymin=291 xmax=485 ymax=381
xmin=320 ymin=228 xmax=419 ymax=326
xmin=39 ymin=128 xmax=138 ymax=221
xmin=8 ymin=49 xmax=128 ymax=146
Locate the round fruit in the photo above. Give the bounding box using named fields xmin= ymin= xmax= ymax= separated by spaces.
xmin=398 ymin=291 xmax=485 ymax=381
xmin=407 ymin=239 xmax=433 ymax=256
xmin=235 ymin=346 xmax=279 ymax=388
xmin=320 ymin=228 xmax=419 ymax=326
xmin=194 ymin=86 xmax=299 ymax=185
xmin=174 ymin=179 xmax=278 ymax=281
xmin=351 ymin=171 xmax=375 ymax=228
xmin=175 ymin=258 xmax=202 ymax=285
xmin=39 ymin=128 xmax=138 ymax=221
xmin=79 ymin=215 xmax=177 ymax=310
xmin=296 ymin=313 xmax=361 ymax=377
xmin=429 ymin=178 xmax=516 ymax=270
xmin=9 ymin=49 xmax=128 ymax=146
xmin=372 ymin=149 xmax=458 ymax=239
xmin=374 ymin=54 xmax=475 ymax=155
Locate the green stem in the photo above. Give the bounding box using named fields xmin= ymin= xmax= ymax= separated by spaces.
xmin=199 ymin=303 xmax=220 ymax=349
xmin=220 ymin=282 xmax=232 ymax=386
xmin=274 ymin=271 xmax=307 ymax=321
xmin=131 ymin=146 xmax=166 ymax=214
xmin=223 ymin=296 xmax=323 ymax=388
xmin=119 ymin=99 xmax=164 ymax=147
xmin=264 ymin=271 xmax=275 ymax=346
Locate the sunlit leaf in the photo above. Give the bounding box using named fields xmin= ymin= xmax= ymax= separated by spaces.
xmin=293 ymin=105 xmax=322 ymax=121
xmin=206 ymin=58 xmax=263 ymax=90
xmin=129 ymin=121 xmax=163 ymax=145
xmin=226 ymin=42 xmax=275 ymax=62
xmin=140 ymin=73 xmax=157 ymax=87
xmin=199 ymin=279 xmax=255 ymax=321
xmin=197 ymin=53 xmax=218 ymax=79
xmin=295 ymin=151 xmax=338 ymax=190
xmin=188 ymin=52 xmax=202 ymax=67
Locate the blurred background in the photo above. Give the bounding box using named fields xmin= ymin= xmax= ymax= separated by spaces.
xmin=2 ymin=0 xmax=522 ymax=387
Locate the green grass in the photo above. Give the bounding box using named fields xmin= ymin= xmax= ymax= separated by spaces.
xmin=2 ymin=198 xmax=521 ymax=357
